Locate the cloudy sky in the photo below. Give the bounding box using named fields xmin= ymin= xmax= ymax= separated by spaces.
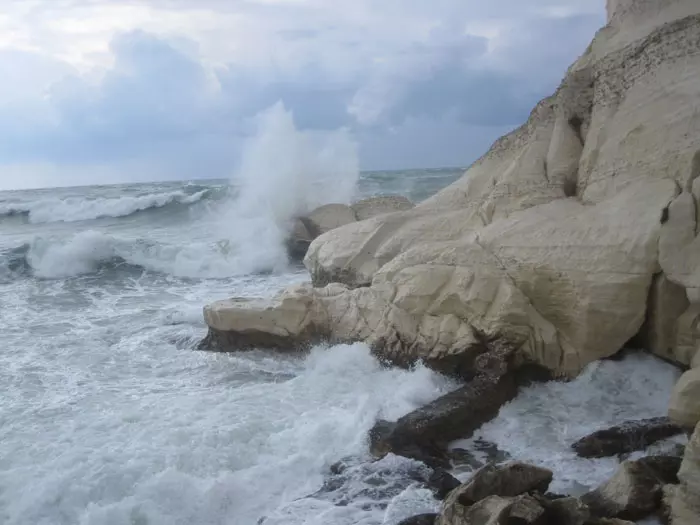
xmin=0 ymin=0 xmax=605 ymax=189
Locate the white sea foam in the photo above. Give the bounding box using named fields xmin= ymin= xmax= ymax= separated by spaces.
xmin=0 ymin=341 xmax=456 ymax=525
xmin=451 ymin=353 xmax=684 ymax=495
xmin=0 ymin=189 xmax=208 ymax=223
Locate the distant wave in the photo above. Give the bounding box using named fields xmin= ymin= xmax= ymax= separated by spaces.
xmin=1 ymin=230 xmax=289 ymax=280
xmin=0 ymin=188 xmax=214 ymax=224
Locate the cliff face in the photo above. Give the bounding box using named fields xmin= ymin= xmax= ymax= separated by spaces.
xmin=286 ymin=0 xmax=700 ymax=376
xmin=203 ymin=2 xmax=700 ymax=518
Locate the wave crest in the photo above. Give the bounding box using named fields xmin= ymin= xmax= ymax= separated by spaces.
xmin=0 ymin=189 xmax=212 ymax=224
xmin=2 ymin=230 xmax=293 ymax=280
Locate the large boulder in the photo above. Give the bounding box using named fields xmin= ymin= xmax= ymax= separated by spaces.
xmin=438 ymin=494 xmax=546 ymax=525
xmin=305 ymin=203 xmax=357 ymax=236
xmin=451 ymin=462 xmax=553 ymax=507
xmin=581 ymin=456 xmax=681 ymax=521
xmin=571 ymin=417 xmax=684 ymax=458
xmin=286 ymin=204 xmax=357 ymax=262
xmin=287 ymin=198 xmax=415 ymax=262
xmin=669 ymin=368 xmax=700 ymax=428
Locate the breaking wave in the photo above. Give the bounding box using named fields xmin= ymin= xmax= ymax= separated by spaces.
xmin=0 ymin=188 xmax=214 ymax=224
xmin=2 ymin=230 xmax=291 ymax=280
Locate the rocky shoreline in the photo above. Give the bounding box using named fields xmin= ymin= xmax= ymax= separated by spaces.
xmin=201 ymin=0 xmax=700 ymax=523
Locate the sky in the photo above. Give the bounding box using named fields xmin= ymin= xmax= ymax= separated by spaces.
xmin=0 ymin=0 xmax=606 ymax=189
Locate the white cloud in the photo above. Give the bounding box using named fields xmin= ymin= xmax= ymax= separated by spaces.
xmin=0 ymin=0 xmax=606 ymax=188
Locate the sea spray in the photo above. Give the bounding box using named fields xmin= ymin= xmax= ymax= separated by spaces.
xmin=213 ymin=102 xmax=360 ymax=273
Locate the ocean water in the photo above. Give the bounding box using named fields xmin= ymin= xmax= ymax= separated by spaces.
xmin=0 ymin=109 xmax=683 ymax=525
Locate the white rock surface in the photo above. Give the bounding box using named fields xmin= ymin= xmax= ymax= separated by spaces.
xmin=669 ymin=368 xmax=700 ymax=428
xmin=305 ymin=203 xmax=357 ymax=235
xmin=670 ymin=422 xmax=700 ymax=525
xmin=212 ymin=0 xmax=700 ymax=375
xmin=204 ymin=5 xmax=700 ymax=520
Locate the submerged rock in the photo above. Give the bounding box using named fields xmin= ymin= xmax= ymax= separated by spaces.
xmin=571 ymin=417 xmax=685 ymax=458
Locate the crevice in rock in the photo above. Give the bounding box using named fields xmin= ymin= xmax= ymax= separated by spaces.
xmin=568 ymin=115 xmax=584 ymax=146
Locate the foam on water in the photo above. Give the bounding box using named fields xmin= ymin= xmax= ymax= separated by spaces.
xmin=0 ymin=339 xmax=456 ymax=525
xmin=451 ymin=353 xmax=684 ymax=495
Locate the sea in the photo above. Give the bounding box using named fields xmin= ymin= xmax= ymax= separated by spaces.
xmin=0 ymin=114 xmax=685 ymax=525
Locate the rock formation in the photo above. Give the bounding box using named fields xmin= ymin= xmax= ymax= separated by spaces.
xmin=581 ymin=456 xmax=681 ymax=521
xmin=203 ymin=1 xmax=700 ymax=521
xmin=206 ymin=0 xmax=700 ymax=378
xmin=286 ymin=196 xmax=414 ymax=261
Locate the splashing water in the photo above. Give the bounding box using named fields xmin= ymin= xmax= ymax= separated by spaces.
xmin=214 ymin=102 xmax=360 ymax=274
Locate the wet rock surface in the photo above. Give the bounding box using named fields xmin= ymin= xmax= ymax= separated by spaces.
xmin=571 ymin=417 xmax=685 ymax=458
xmin=396 ymin=514 xmax=437 ymax=525
xmin=369 ymin=353 xmax=520 ymax=468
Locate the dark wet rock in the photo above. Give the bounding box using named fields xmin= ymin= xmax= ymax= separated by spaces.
xmin=447 ymin=448 xmax=484 ymax=471
xmin=396 ymin=514 xmax=437 ymax=525
xmin=543 ymin=492 xmax=568 ymax=500
xmin=581 ymin=456 xmax=679 ymax=521
xmin=369 ymin=346 xmax=520 ymax=468
xmin=571 ymin=417 xmax=684 ymax=458
xmin=636 ymin=455 xmax=683 ymax=484
xmin=453 ymin=462 xmax=553 ymax=507
xmin=472 ymin=439 xmax=512 ymax=464
xmin=536 ymin=495 xmax=591 ymax=525
xmin=426 ymin=468 xmax=462 ymax=500
xmin=586 ymin=518 xmax=635 ymax=525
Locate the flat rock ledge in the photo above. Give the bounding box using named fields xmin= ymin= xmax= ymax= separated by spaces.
xmin=199 ymin=293 xmax=329 ymax=351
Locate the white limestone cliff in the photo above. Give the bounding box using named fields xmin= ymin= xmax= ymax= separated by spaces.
xmin=204 ymin=1 xmax=700 ymax=519
xmin=207 ymin=0 xmax=700 ymax=375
